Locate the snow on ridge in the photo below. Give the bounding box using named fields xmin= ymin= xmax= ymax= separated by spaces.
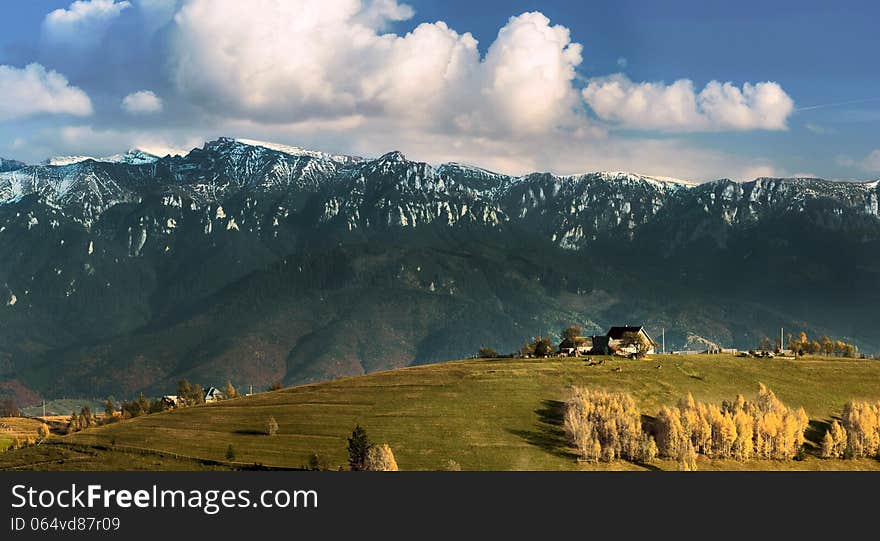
xmin=43 ymin=155 xmax=96 ymax=166
xmin=100 ymin=149 xmax=160 ymax=165
xmin=579 ymin=171 xmax=698 ymax=188
xmin=41 ymin=149 xmax=160 ymax=167
xmin=236 ymin=138 xmax=362 ymax=164
xmin=867 ymin=179 xmax=879 ymax=189
xmin=441 ymin=162 xmax=505 ymax=176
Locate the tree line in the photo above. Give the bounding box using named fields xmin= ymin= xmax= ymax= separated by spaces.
xmin=656 ymin=385 xmax=809 ymax=466
xmin=564 ymin=388 xmax=657 ymax=463
xmin=822 ymin=400 xmax=880 ymax=459
xmin=758 ymin=332 xmax=860 ymax=358
xmin=564 ymin=384 xmax=811 ymax=470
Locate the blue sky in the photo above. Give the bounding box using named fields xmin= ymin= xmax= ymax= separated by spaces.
xmin=1 ymin=0 xmax=878 ymax=181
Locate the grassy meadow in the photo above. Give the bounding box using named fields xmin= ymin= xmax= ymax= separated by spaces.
xmin=3 ymin=354 xmax=880 ymax=470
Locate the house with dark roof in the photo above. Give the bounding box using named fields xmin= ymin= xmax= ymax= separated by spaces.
xmin=592 ymin=326 xmax=656 ymax=356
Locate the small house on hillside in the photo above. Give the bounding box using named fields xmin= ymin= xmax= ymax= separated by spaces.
xmin=593 ymin=326 xmax=657 ymax=356
xmin=204 ymin=387 xmax=224 ymax=403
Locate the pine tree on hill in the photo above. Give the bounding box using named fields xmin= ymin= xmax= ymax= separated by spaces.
xmin=347 ymin=425 xmax=372 ymax=471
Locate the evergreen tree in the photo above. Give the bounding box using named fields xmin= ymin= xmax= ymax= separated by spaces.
xmin=225 ymin=444 xmax=236 ymax=461
xmin=347 ymin=425 xmax=372 ymax=471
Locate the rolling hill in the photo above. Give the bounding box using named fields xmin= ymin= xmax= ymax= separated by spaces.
xmin=3 ymin=354 xmax=880 ymax=471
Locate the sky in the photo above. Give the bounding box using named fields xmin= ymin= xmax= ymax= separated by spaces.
xmin=0 ymin=0 xmax=878 ymax=182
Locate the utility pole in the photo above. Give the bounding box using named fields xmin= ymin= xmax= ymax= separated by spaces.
xmin=662 ymin=328 xmax=666 ymax=354
xmin=42 ymin=400 xmax=46 ymax=419
xmin=780 ymin=327 xmax=784 ymax=352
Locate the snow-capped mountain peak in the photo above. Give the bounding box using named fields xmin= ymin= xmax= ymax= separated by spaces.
xmin=235 ymin=138 xmax=362 ymax=165
xmin=41 ymin=149 xmax=160 ymax=167
xmin=594 ymin=171 xmax=697 ymax=189
xmin=42 ymin=155 xmax=97 ymax=166
xmin=100 ymin=149 xmax=160 ymax=165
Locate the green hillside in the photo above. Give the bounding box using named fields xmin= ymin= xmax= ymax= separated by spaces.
xmin=4 ymin=354 xmax=880 ymax=470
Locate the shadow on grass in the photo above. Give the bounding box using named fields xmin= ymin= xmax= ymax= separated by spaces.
xmin=507 ymin=400 xmax=579 ymax=461
xmin=805 ymin=419 xmax=829 ymax=448
xmin=233 ymin=429 xmax=267 ymax=436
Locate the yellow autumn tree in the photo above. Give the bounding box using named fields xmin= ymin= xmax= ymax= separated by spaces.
xmin=564 ymin=387 xmax=644 ymax=462
xmin=365 ymin=443 xmax=399 ymax=471
xmin=656 ymin=385 xmax=808 ymax=462
xmin=842 ymin=400 xmax=880 ymax=458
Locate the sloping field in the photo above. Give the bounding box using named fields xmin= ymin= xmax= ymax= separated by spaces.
xmin=4 ymin=355 xmax=880 ymax=470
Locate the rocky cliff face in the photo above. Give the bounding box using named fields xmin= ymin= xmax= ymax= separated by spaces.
xmin=1 ymin=138 xmax=878 ymax=402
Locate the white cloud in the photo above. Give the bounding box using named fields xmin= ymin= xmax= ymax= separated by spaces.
xmin=616 ymin=57 xmax=627 ymax=68
xmin=42 ymin=0 xmax=132 ymax=48
xmin=121 ymin=90 xmax=163 ymax=114
xmin=0 ymin=63 xmax=93 ymax=121
xmin=582 ymin=73 xmax=795 ymax=132
xmin=356 ymin=0 xmax=414 ymax=29
xmin=169 ymin=2 xmax=588 ymax=137
xmin=13 ymin=0 xmax=793 ymax=181
xmin=473 ymin=12 xmax=585 ymax=136
xmin=52 ymin=125 xmax=199 ymax=158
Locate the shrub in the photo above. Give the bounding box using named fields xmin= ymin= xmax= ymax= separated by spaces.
xmin=478 ymin=347 xmax=498 ymax=358
xmin=225 ymin=444 xmax=236 ymax=461
xmin=442 ymin=459 xmax=461 ymax=471
xmin=307 ymin=453 xmax=324 ymax=471
xmin=365 ymin=444 xmax=399 ymax=471
xmin=266 ymin=416 xmax=279 ymax=436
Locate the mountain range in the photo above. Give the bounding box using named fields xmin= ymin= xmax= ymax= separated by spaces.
xmin=1 ymin=137 xmax=878 ymax=403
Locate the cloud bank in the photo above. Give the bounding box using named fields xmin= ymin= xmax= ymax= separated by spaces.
xmin=582 ymin=74 xmax=795 ymax=132
xmin=2 ymin=0 xmax=801 ymax=181
xmin=0 ymin=63 xmax=93 ymax=121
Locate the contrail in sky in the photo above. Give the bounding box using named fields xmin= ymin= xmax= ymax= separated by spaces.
xmin=796 ymin=97 xmax=880 ymax=112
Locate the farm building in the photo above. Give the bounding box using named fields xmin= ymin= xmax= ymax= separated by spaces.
xmin=592 ymin=326 xmax=657 ymax=356
xmin=558 ymin=336 xmax=593 ymax=356
xmin=204 ymin=387 xmax=224 ymax=403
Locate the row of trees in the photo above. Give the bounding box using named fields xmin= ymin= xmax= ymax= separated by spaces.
xmin=67 ymin=405 xmax=99 ymax=433
xmin=837 ymin=400 xmax=880 ymax=458
xmin=563 ymin=388 xmax=657 ymax=464
xmin=656 ymin=385 xmax=809 ymax=462
xmin=758 ymin=332 xmax=859 ymax=358
xmin=563 ymin=385 xmax=811 ymax=469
